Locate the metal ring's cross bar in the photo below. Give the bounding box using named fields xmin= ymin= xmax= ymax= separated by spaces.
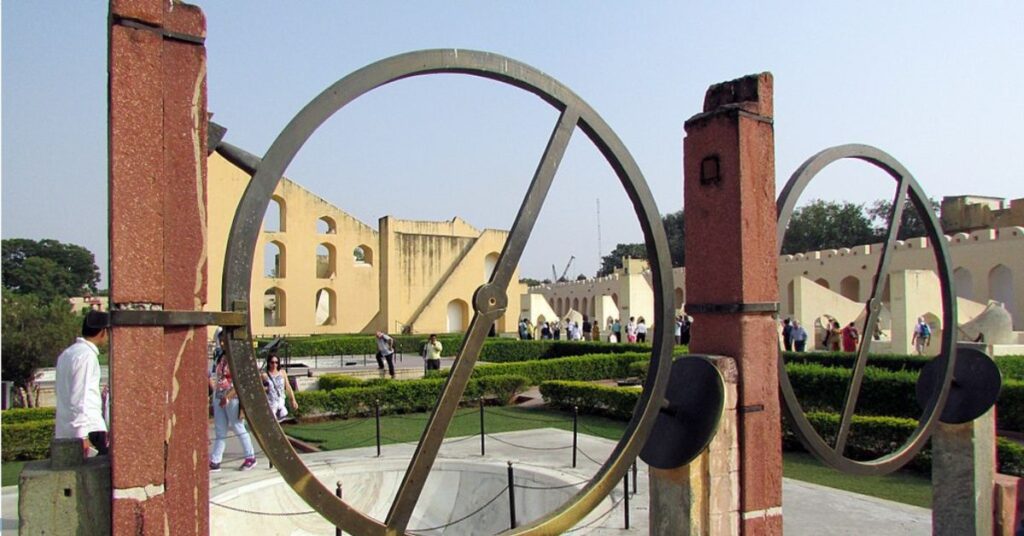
xmin=684 ymin=302 xmax=779 ymax=315
xmin=109 ymin=310 xmax=247 ymax=328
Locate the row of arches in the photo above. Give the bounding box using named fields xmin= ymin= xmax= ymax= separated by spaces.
xmin=263 ymin=286 xmax=472 ymax=333
xmin=791 ymin=264 xmax=1016 ymax=320
xmin=263 ymin=241 xmax=373 ymax=279
xmin=262 ymin=196 xmax=343 ymax=236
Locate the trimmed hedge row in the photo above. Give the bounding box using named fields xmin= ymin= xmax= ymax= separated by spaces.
xmin=276 ymin=333 xmax=668 ymax=363
xmin=539 ymin=381 xmax=638 ymax=419
xmin=318 ymin=374 xmax=366 ymax=391
xmin=294 ymin=374 xmax=529 ymax=419
xmin=2 ymin=419 xmax=53 ymax=461
xmin=464 ymin=353 xmax=649 ymax=385
xmin=784 ymin=351 xmax=1024 ymax=381
xmin=1 ymin=407 xmax=56 ymax=423
xmin=537 ymin=380 xmax=1024 ymax=477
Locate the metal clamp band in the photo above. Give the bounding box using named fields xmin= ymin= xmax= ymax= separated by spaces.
xmin=109 ymin=310 xmax=246 ymax=328
xmin=684 ymin=302 xmax=779 ymax=314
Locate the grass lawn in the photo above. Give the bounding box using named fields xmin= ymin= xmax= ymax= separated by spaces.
xmin=285 ymin=406 xmax=933 ymax=508
xmin=2 ymin=460 xmax=27 ymax=487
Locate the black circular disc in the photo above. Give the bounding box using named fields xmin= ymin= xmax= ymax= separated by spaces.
xmin=916 ymin=346 xmax=1002 ymax=425
xmin=640 ymin=356 xmax=725 ymax=469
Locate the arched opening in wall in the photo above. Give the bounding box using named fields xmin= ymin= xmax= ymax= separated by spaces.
xmin=989 ymin=264 xmax=1016 ymax=322
xmin=446 ymin=299 xmax=469 ymax=333
xmin=581 ymin=298 xmax=589 ymax=320
xmin=954 ymin=267 xmax=975 ymax=300
xmin=484 ymin=252 xmax=499 ymax=283
xmin=674 ymin=288 xmax=684 ymax=311
xmin=814 ymin=278 xmax=830 ymax=290
xmin=264 ymin=241 xmax=285 ymax=278
xmin=556 ymin=297 xmax=563 ymax=316
xmin=840 ymin=276 xmax=860 ymax=302
xmin=264 ymin=196 xmax=286 ymax=232
xmin=572 ymin=298 xmax=580 ymax=313
xmin=786 ymin=280 xmax=795 ymax=315
xmin=315 ymin=288 xmax=336 ymax=326
xmin=317 ymin=216 xmax=336 ymax=234
xmin=264 ymin=287 xmax=286 ymax=327
xmin=354 ymin=244 xmax=373 ymax=266
xmin=537 ymin=314 xmax=547 ymax=326
xmin=316 ymin=243 xmax=336 ymax=279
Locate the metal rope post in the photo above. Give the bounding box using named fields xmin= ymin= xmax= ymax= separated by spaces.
xmin=335 ymin=481 xmax=343 ymax=536
xmin=632 ymin=460 xmax=637 ymax=494
xmin=480 ymin=399 xmax=486 ymax=456
xmin=623 ymin=472 xmax=630 ymax=529
xmin=375 ymin=400 xmax=382 ymax=457
xmin=572 ymin=405 xmax=578 ymax=468
xmin=507 ymin=461 xmax=517 ymax=529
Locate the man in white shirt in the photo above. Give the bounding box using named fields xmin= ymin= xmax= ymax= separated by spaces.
xmin=55 ymin=310 xmax=109 ymax=455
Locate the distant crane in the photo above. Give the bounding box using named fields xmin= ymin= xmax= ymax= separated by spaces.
xmin=552 ymin=255 xmax=575 ymax=282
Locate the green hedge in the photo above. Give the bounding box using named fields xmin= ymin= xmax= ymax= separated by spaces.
xmin=2 ymin=420 xmax=53 ymax=461
xmin=539 ymin=381 xmax=639 ymax=419
xmin=784 ymin=351 xmax=1024 ymax=381
xmin=1 ymin=407 xmax=56 ymax=423
xmin=476 ymin=340 xmax=653 ymax=363
xmin=294 ymin=374 xmax=529 ymax=419
xmin=277 ymin=334 xmax=465 ymax=358
xmin=464 ymin=353 xmax=649 ymax=385
xmin=318 ymin=374 xmax=365 ymax=391
xmin=537 ymin=380 xmax=1023 ymax=477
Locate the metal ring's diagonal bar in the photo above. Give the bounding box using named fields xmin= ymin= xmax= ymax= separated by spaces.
xmin=385 ymin=107 xmax=580 ymax=533
xmin=833 ymin=175 xmax=908 ymax=454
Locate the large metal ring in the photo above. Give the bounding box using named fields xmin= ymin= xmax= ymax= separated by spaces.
xmin=220 ymin=49 xmax=675 ymax=534
xmin=776 ymin=144 xmax=957 ymax=475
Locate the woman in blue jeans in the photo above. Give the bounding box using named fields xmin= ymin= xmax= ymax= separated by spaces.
xmin=209 ymin=330 xmax=256 ymax=471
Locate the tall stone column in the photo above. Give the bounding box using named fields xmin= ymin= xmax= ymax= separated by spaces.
xmin=682 ymin=73 xmax=781 ymax=534
xmin=108 ymin=1 xmax=209 ymax=533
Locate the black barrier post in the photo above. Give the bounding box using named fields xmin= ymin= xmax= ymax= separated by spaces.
xmin=623 ymin=472 xmax=630 ymax=529
xmin=632 ymin=460 xmax=637 ymax=494
xmin=572 ymin=405 xmax=578 ymax=468
xmin=479 ymin=398 xmax=486 ymax=456
xmin=335 ymin=481 xmax=342 ymax=536
xmin=507 ymin=461 xmax=517 ymax=529
xmin=375 ymin=400 xmax=381 ymax=457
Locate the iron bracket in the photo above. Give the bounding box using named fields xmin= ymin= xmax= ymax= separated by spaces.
xmin=684 ymin=302 xmax=779 ymax=314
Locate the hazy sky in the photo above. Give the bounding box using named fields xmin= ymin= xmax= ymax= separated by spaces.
xmin=3 ymin=2 xmax=1022 ymax=288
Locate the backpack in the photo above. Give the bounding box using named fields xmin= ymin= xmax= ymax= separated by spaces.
xmin=920 ymin=323 xmax=931 ymax=337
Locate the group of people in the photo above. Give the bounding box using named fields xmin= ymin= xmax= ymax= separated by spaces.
xmin=603 ymin=316 xmax=649 ymax=343
xmin=518 ymin=316 xmax=599 ymax=341
xmin=674 ymin=315 xmax=692 ymax=345
xmin=781 ymin=317 xmax=860 ymax=353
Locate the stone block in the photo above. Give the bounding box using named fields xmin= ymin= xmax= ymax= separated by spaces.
xmin=110 ymin=0 xmax=163 ymax=24
xmin=932 ymin=414 xmax=995 ymax=535
xmin=19 ymin=454 xmax=111 ymax=535
xmin=110 ymin=327 xmax=166 ymax=489
xmin=163 ymin=1 xmax=206 ymax=39
xmin=993 ymin=473 xmax=1022 ymax=536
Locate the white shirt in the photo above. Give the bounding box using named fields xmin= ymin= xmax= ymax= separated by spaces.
xmin=636 ymin=323 xmax=648 ymax=334
xmin=54 ymin=338 xmax=106 ymax=438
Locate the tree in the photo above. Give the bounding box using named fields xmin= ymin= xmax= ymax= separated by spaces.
xmin=575 ymin=273 xmax=588 ymax=281
xmin=596 ymin=210 xmax=686 ymax=276
xmin=519 ymin=277 xmax=541 ymax=287
xmin=1 ymin=290 xmax=82 ymax=407
xmin=597 ymin=243 xmax=648 ymax=276
xmin=781 ymin=200 xmax=877 ymax=255
xmin=2 ymin=238 xmax=100 ymax=300
xmin=867 ymin=197 xmax=941 ymax=241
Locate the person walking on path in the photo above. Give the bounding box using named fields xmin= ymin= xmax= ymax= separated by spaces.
xmin=635 ymin=317 xmax=648 ymax=343
xmin=423 ymin=334 xmax=443 ymax=371
xmin=611 ymin=318 xmax=621 ymax=343
xmin=210 ymin=329 xmax=257 ymax=471
xmin=626 ymin=317 xmax=638 ymax=343
xmin=792 ymin=321 xmax=808 ymax=352
xmin=263 ymin=352 xmax=297 ymax=421
xmin=782 ymin=318 xmax=794 ymax=352
xmin=55 ymin=310 xmax=110 ymax=456
xmin=376 ymin=331 xmax=397 ymax=378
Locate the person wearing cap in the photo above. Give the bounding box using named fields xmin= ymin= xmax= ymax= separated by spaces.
xmin=54 ymin=310 xmax=110 ymax=455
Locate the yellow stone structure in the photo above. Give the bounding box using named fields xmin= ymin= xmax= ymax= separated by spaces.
xmin=206 ymin=151 xmax=522 ymax=337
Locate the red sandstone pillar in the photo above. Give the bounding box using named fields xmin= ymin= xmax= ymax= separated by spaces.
xmin=683 ymin=73 xmax=781 ymax=534
xmin=109 ymin=1 xmax=208 ymax=534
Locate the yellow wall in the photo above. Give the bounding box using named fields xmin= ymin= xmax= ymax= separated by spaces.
xmin=206 ymin=152 xmax=519 ymax=337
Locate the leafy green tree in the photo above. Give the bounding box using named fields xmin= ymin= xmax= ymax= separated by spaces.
xmin=597 ymin=243 xmax=648 ymax=276
xmin=867 ymin=197 xmax=941 ymax=241
xmin=2 ymin=290 xmax=82 ymax=407
xmin=597 ymin=210 xmax=686 ymax=276
xmin=519 ymin=277 xmax=541 ymax=287
xmin=2 ymin=239 xmax=100 ymax=300
xmin=781 ymin=200 xmax=877 ymax=255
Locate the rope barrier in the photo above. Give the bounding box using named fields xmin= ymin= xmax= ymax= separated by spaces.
xmin=513 ymin=479 xmax=589 ymax=490
xmin=483 ymin=408 xmax=567 ymax=424
xmin=210 ymin=501 xmax=316 ymax=517
xmin=485 ymin=434 xmax=572 ymax=451
xmin=563 ymin=494 xmax=625 ymax=533
xmin=575 ymin=446 xmax=605 ymax=466
xmin=407 ymin=485 xmax=509 ymax=533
